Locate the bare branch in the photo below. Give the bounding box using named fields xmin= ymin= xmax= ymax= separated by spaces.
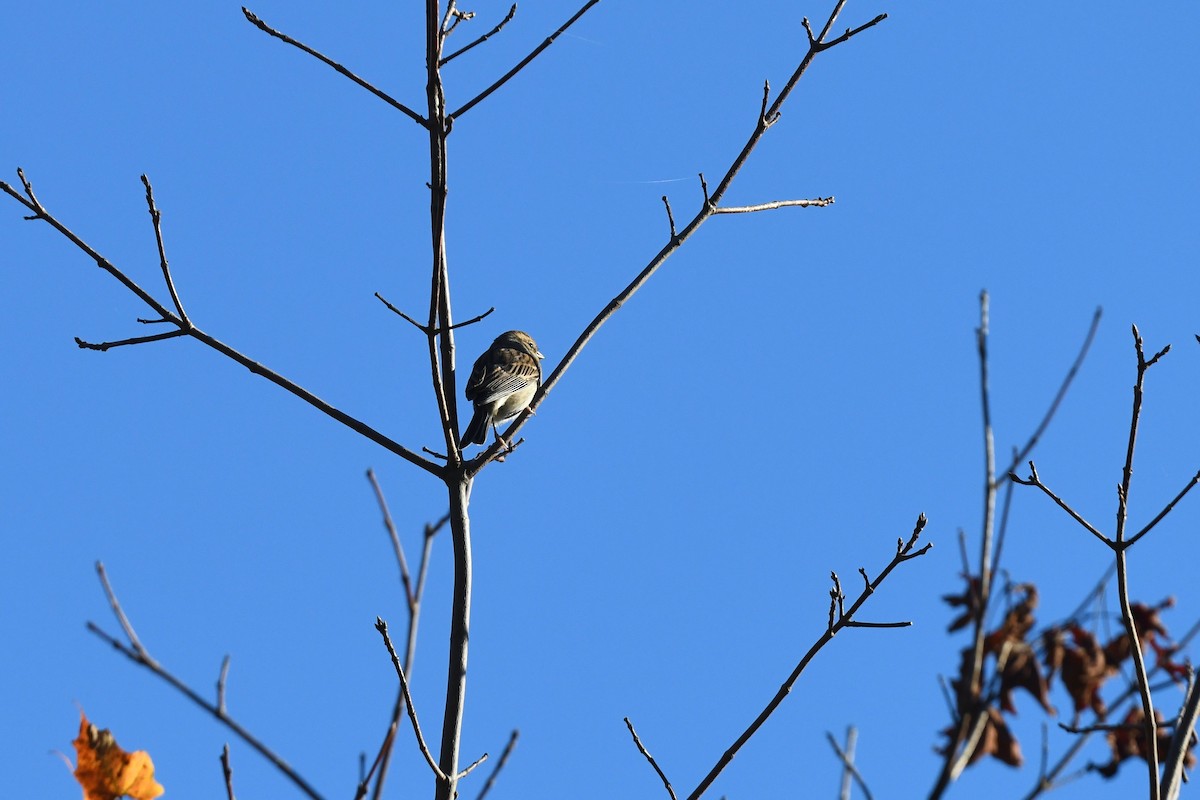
xmin=624 ymin=717 xmax=678 ymax=800
xmin=661 ymin=195 xmax=677 ymax=240
xmin=3 ymin=170 xmax=178 ymax=320
xmin=367 ymin=468 xmax=414 ymax=604
xmin=378 ymin=291 xmax=496 ymax=336
xmin=375 ymin=292 xmax=428 ymax=334
xmin=87 ymin=571 xmax=324 ymax=800
xmin=221 ymin=744 xmax=236 ymax=800
xmin=1162 ymin=669 xmax=1200 ymax=800
xmin=217 ymin=655 xmax=231 ymax=715
xmin=441 ymin=4 xmax=518 ymax=66
xmin=1127 ymin=469 xmax=1200 ymax=547
xmin=375 ymin=617 xmax=447 ymax=781
xmin=5 ymin=171 xmax=441 ymax=475
xmin=141 ymin=175 xmax=189 ymax=326
xmin=451 ymin=0 xmax=603 ymax=118
xmin=75 ymin=330 xmax=187 ymax=351
xmin=813 ymin=13 xmax=888 ymax=52
xmin=1001 ymin=306 xmax=1103 ymax=477
xmin=456 ymin=751 xmax=489 ymax=780
xmin=95 ymin=562 xmax=151 ymax=661
xmin=241 ymin=7 xmax=425 ymax=126
xmin=469 ymin=0 xmax=878 ymax=472
xmin=1011 ymin=463 xmax=1111 ymax=547
xmin=685 ymin=515 xmax=929 ymax=800
xmin=713 ymin=197 xmax=834 ymax=214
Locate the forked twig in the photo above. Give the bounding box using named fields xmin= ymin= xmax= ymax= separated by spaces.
xmin=682 ymin=516 xmax=929 ymax=800
xmin=141 ymin=175 xmax=189 ymax=326
xmin=472 ymin=0 xmax=888 ymax=474
xmin=441 ymin=4 xmax=518 ymax=66
xmin=88 ymin=564 xmax=324 ymax=800
xmin=2 ymin=170 xmax=440 ymax=476
xmin=452 ymin=0 xmax=603 ymax=118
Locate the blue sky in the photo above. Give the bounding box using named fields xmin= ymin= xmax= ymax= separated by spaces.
xmin=3 ymin=2 xmax=1200 ymax=798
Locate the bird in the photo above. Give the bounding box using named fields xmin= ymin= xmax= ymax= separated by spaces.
xmin=459 ymin=330 xmax=544 ymax=447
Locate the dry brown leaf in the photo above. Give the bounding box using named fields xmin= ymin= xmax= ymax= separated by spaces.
xmin=72 ymin=711 xmax=164 ymax=800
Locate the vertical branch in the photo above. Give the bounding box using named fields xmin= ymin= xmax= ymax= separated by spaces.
xmin=1116 ymin=325 xmax=1168 ymax=800
xmin=425 ymin=0 xmax=460 ymax=459
xmin=973 ymin=289 xmax=997 ymax=693
xmin=436 ymin=476 xmax=474 ymax=800
xmin=931 ymin=292 xmax=997 ymax=796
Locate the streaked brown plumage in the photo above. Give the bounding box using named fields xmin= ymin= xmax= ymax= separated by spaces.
xmin=459 ymin=330 xmax=544 ymax=447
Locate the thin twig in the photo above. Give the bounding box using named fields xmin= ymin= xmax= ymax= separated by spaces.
xmin=217 ymin=655 xmax=231 ymax=715
xmin=1010 ymin=464 xmax=1110 ymax=546
xmin=375 ymin=617 xmax=447 ymax=781
xmin=661 ymin=195 xmax=677 ymax=240
xmin=1001 ymin=306 xmax=1103 ymax=478
xmin=75 ymin=330 xmax=188 ymax=351
xmin=451 ymin=0 xmax=603 ymax=118
xmin=141 ymin=175 xmax=189 ymax=326
xmin=456 ymin=751 xmax=490 ymax=780
xmin=714 ymin=197 xmax=834 ymax=213
xmin=221 ymin=744 xmax=236 ymax=800
xmin=685 ymin=515 xmax=929 ymax=800
xmin=95 ymin=562 xmax=150 ymax=660
xmin=367 ymin=469 xmax=413 ymax=604
xmin=624 ymin=718 xmax=678 ymax=800
xmin=375 ymin=292 xmax=494 ymax=335
xmin=241 ymin=7 xmax=425 ymax=126
xmin=441 ymin=4 xmax=517 ymax=66
xmin=1127 ymin=469 xmax=1200 ymax=548
xmin=475 ymin=730 xmax=519 ymax=800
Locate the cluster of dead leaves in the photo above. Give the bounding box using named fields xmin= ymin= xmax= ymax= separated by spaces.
xmin=71 ymin=711 xmax=164 ymax=800
xmin=941 ymin=579 xmax=1193 ymax=777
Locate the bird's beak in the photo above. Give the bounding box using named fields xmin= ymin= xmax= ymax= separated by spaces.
xmin=536 ymin=350 xmax=545 ymax=359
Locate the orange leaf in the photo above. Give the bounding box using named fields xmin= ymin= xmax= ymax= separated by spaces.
xmin=72 ymin=712 xmax=165 ymax=800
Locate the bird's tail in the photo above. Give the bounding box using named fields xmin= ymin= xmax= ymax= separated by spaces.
xmin=460 ymin=408 xmax=489 ymax=447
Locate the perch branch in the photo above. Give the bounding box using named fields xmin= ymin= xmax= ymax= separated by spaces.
xmin=469 ymin=0 xmax=887 ymax=474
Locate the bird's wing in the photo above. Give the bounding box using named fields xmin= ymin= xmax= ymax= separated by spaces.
xmin=463 ymin=349 xmax=493 ymax=402
xmin=469 ymin=349 xmax=540 ymax=406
